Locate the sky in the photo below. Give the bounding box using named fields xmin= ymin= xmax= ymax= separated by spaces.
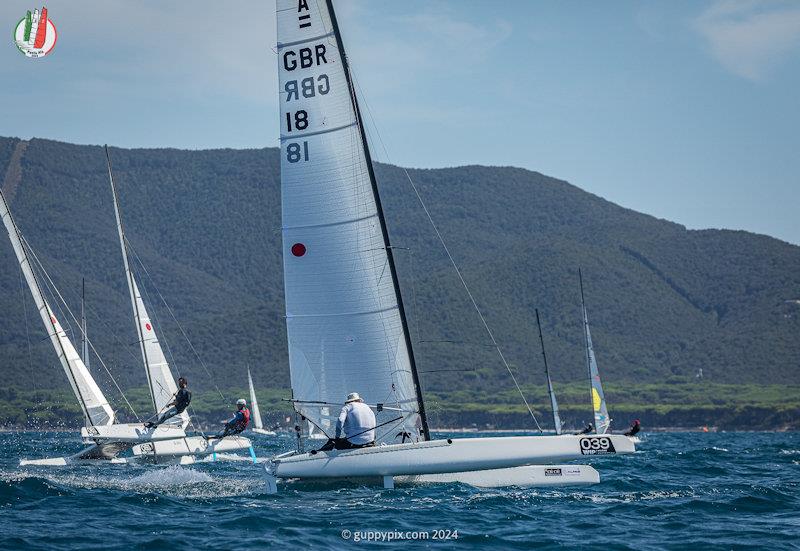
xmin=1 ymin=0 xmax=798 ymax=245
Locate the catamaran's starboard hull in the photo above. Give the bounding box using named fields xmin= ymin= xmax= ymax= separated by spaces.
xmin=398 ymin=464 xmax=600 ymax=487
xmin=272 ymin=434 xmax=634 ymax=479
xmin=131 ymin=436 xmax=252 ymax=458
xmin=81 ymin=423 xmax=186 ymax=443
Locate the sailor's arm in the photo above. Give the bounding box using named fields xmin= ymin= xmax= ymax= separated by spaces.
xmin=335 ymin=405 xmax=348 ymax=439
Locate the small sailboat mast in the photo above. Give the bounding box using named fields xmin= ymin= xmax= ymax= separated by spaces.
xmin=579 ymin=268 xmax=611 ymax=434
xmin=535 ymin=309 xmax=562 ymax=435
xmin=1 ymin=189 xmax=113 ymax=426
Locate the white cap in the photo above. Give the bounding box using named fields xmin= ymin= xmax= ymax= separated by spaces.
xmin=236 ymin=398 xmax=246 ymax=406
xmin=345 ymin=392 xmax=362 ymax=404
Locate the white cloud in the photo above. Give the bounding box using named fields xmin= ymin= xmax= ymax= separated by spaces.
xmin=693 ymin=0 xmax=800 ymax=80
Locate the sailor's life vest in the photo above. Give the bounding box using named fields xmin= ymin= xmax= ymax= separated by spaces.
xmin=234 ymin=407 xmax=250 ymax=431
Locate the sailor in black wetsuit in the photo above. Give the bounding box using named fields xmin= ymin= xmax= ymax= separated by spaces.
xmin=145 ymin=377 xmax=191 ymax=428
xmin=624 ymin=419 xmax=641 ymax=437
xmin=575 ymin=423 xmax=594 ymax=435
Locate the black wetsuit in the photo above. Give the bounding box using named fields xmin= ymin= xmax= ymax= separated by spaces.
xmin=624 ymin=423 xmax=641 ymax=437
xmin=174 ymin=388 xmax=191 ymax=413
xmin=576 ymin=424 xmax=594 ymax=435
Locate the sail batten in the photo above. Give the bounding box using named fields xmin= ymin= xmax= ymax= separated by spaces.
xmin=277 ymin=0 xmax=428 ymax=444
xmin=1 ymin=190 xmax=114 ymax=427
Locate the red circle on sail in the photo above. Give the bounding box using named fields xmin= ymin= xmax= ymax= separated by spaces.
xmin=50 ymin=316 xmax=57 ymax=324
xmin=291 ymin=243 xmax=306 ymax=257
xmin=145 ymin=323 xmax=152 ymax=331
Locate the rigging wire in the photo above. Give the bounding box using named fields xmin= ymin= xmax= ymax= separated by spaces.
xmin=19 ymin=235 xmax=139 ymax=419
xmin=351 ymin=75 xmax=543 ymax=432
xmin=126 ymin=247 xmax=207 ymax=434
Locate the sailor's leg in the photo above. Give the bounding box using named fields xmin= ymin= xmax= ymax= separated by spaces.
xmin=383 ymin=476 xmax=394 ymax=489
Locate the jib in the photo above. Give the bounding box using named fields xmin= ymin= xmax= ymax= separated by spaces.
xmin=283 ymin=45 xmax=327 ymax=71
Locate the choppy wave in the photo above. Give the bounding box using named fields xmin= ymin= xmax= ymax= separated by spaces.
xmin=1 ymin=431 xmax=799 ymax=550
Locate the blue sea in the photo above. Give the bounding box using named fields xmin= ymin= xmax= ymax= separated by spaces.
xmin=1 ymin=431 xmax=798 ymax=550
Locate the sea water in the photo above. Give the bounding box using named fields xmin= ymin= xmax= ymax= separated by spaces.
xmin=1 ymin=431 xmax=798 ymax=549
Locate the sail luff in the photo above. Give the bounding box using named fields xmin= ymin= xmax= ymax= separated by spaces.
xmin=1 ymin=189 xmax=113 ymax=426
xmin=247 ymin=367 xmax=264 ymax=430
xmin=324 ymin=0 xmax=430 ymax=440
xmin=535 ymin=309 xmax=561 ymax=435
xmin=579 ymin=269 xmax=610 ymax=434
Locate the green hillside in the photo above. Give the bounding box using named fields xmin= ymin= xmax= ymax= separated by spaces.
xmin=0 ymin=136 xmax=798 ymax=427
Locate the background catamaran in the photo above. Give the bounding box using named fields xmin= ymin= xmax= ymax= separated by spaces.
xmin=263 ymin=0 xmax=634 ymax=492
xmin=5 ymin=154 xmax=252 ymax=465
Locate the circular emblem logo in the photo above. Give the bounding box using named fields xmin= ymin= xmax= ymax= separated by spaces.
xmin=14 ymin=7 xmax=57 ymax=58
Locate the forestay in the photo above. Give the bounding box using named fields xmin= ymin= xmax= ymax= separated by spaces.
xmin=580 ymin=270 xmax=610 ymax=434
xmin=107 ymin=149 xmax=188 ymax=428
xmin=277 ymin=0 xmax=424 ymax=444
xmin=1 ymin=190 xmax=114 ymax=427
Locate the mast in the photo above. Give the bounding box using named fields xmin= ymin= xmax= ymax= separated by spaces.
xmin=105 ymin=145 xmax=157 ymax=412
xmin=535 ymin=309 xmax=561 ymax=435
xmin=325 ymin=0 xmax=430 ymax=440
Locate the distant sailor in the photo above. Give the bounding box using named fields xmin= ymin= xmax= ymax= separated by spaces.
xmin=215 ymin=399 xmax=251 ymax=439
xmin=320 ymin=392 xmax=376 ymax=451
xmin=624 ymin=419 xmax=641 ymax=437
xmin=145 ymin=377 xmax=191 ymax=428
xmin=576 ymin=423 xmax=594 ymax=435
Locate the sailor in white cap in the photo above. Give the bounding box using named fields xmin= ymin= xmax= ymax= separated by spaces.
xmin=324 ymin=392 xmax=376 ymax=450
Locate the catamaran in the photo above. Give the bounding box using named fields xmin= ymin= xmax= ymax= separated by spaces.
xmin=5 ymin=153 xmax=252 ymax=465
xmin=262 ymin=0 xmax=635 ymax=492
xmin=248 ymin=367 xmax=277 ymax=436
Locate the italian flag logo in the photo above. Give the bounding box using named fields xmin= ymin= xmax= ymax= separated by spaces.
xmin=14 ymin=7 xmax=57 ymax=58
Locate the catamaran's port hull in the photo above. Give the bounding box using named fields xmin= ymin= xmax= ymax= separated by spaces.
xmin=272 ymin=434 xmax=634 ymax=479
xmin=81 ymin=423 xmax=187 ymax=443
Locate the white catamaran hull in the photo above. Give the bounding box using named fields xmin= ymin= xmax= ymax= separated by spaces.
xmin=81 ymin=423 xmax=186 ymax=443
xmin=271 ymin=434 xmax=633 ymax=479
xmin=131 ymin=436 xmax=252 ymax=458
xmin=251 ymin=428 xmax=277 ymax=436
xmin=398 ymin=464 xmax=600 ymax=488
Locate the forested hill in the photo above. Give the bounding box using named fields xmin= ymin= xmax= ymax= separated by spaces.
xmin=1 ymin=136 xmax=798 ymax=404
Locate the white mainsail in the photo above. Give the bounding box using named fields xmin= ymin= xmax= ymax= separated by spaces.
xmin=579 ymin=269 xmax=610 ymax=434
xmin=1 ymin=189 xmax=114 ymax=427
xmin=106 ymin=147 xmax=188 ymax=428
xmin=277 ymin=0 xmax=427 ymax=444
xmin=247 ymin=367 xmax=264 ymax=431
